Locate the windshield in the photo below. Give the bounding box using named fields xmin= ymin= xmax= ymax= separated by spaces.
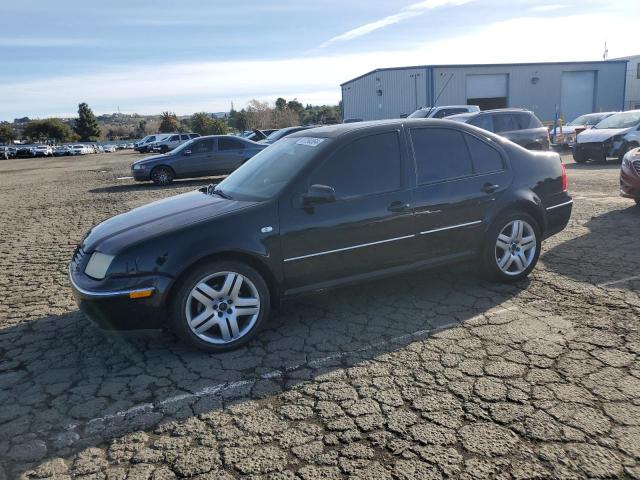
xmin=408 ymin=109 xmax=429 ymax=118
xmin=171 ymin=138 xmax=196 ymax=154
xmin=594 ymin=111 xmax=640 ymax=129
xmin=567 ymin=114 xmax=591 ymax=126
xmin=216 ymin=137 xmax=326 ymax=201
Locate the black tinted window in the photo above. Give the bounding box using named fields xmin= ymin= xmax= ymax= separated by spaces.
xmin=410 ymin=128 xmax=473 ymax=184
xmin=469 ymin=114 xmax=494 ymax=132
xmin=436 ymin=108 xmax=468 ymax=118
xmin=310 ymin=132 xmax=401 ymax=199
xmin=218 ymin=138 xmax=245 ymax=150
xmin=170 ymin=135 xmax=179 ymax=141
xmin=493 ymin=114 xmax=519 ymax=132
xmin=464 ymin=134 xmax=504 ymax=173
xmin=191 ymin=138 xmax=214 ymax=154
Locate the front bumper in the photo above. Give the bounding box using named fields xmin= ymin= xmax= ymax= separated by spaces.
xmin=574 ymin=140 xmax=626 ymax=161
xmin=132 ymin=168 xmax=151 ymax=181
xmin=69 ymin=265 xmax=172 ymax=330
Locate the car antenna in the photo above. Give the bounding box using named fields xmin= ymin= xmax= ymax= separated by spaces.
xmin=425 ymin=72 xmax=454 ymax=118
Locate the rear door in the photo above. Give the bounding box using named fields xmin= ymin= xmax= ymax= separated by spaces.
xmin=279 ymin=130 xmax=416 ymax=290
xmin=409 ymin=126 xmax=511 ymax=260
xmin=213 ymin=137 xmax=248 ymax=172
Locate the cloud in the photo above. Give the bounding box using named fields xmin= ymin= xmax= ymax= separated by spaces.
xmin=318 ymin=0 xmax=473 ymax=48
xmin=530 ymin=4 xmax=567 ymax=12
xmin=0 ymin=12 xmax=635 ymax=119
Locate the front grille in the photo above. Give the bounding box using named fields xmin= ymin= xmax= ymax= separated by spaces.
xmin=633 ymin=160 xmax=640 ymax=176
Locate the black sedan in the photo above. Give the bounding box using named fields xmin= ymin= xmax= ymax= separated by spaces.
xmin=131 ymin=135 xmax=266 ymax=185
xmin=69 ymin=119 xmax=572 ymax=352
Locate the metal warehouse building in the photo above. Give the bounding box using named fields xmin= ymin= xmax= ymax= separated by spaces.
xmin=341 ymin=60 xmax=628 ymax=123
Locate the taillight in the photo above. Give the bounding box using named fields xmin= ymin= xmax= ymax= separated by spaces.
xmin=561 ymin=161 xmax=568 ymax=191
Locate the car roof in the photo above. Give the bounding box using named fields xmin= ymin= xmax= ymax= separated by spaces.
xmin=287 ymin=118 xmax=495 ymax=139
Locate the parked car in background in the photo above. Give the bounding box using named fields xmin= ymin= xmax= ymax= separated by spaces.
xmin=135 ymin=135 xmax=167 ymax=153
xmin=241 ymin=129 xmax=277 ymax=142
xmin=8 ymin=146 xmax=17 ymax=158
xmin=573 ymin=110 xmax=640 ymax=163
xmin=448 ymin=109 xmax=550 ymax=150
xmin=621 ymin=147 xmax=640 ymax=206
xmin=71 ymin=144 xmax=89 ymax=155
xmin=0 ymin=146 xmax=9 ymax=160
xmin=33 ymin=145 xmax=53 ymax=157
xmin=259 ymin=126 xmax=316 ymax=145
xmin=408 ymin=105 xmax=480 ymax=119
xmin=54 ymin=145 xmax=72 ymax=156
xmin=102 ymin=144 xmax=116 ymax=153
xmin=343 ymin=118 xmax=363 ymax=123
xmin=551 ymin=112 xmax=617 ymax=148
xmin=15 ymin=145 xmax=36 ymax=158
xmin=132 ymin=135 xmax=266 ymax=185
xmin=70 ymin=119 xmax=571 ymax=352
xmin=151 ymin=133 xmax=200 ymax=153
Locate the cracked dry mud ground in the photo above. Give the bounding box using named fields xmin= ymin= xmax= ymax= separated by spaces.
xmin=0 ymin=152 xmax=638 ymax=479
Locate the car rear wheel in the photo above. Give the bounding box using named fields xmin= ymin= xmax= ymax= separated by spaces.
xmin=171 ymin=261 xmax=270 ymax=352
xmin=483 ymin=211 xmax=541 ymax=282
xmin=151 ymin=166 xmax=174 ymax=186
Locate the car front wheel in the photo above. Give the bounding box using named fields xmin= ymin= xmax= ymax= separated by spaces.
xmin=572 ymin=150 xmax=588 ymax=163
xmin=151 ymin=166 xmax=174 ymax=185
xmin=483 ymin=212 xmax=541 ymax=282
xmin=171 ymin=261 xmax=270 ymax=352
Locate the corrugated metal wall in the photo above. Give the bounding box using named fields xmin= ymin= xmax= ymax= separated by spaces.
xmin=342 ymin=67 xmax=428 ymax=121
xmin=342 ymin=62 xmax=627 ymax=122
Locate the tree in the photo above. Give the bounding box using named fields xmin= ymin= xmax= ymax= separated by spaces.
xmin=73 ymin=102 xmax=101 ymax=141
xmin=159 ymin=111 xmax=179 ymax=133
xmin=287 ymin=99 xmax=304 ymax=115
xmin=23 ymin=118 xmax=72 ymax=143
xmin=275 ymin=97 xmax=287 ymax=111
xmin=190 ymin=112 xmax=228 ymax=135
xmin=234 ymin=111 xmax=250 ymax=132
xmin=0 ymin=122 xmax=16 ymax=144
xmin=135 ymin=120 xmax=148 ymax=138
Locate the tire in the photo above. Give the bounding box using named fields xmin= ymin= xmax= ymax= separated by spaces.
xmin=170 ymin=260 xmax=271 ymax=352
xmin=619 ymin=142 xmax=639 ymax=163
xmin=572 ymin=150 xmax=588 ymax=164
xmin=151 ymin=166 xmax=174 ymax=186
xmin=635 ymin=198 xmax=640 ymax=206
xmin=482 ymin=211 xmax=541 ymax=283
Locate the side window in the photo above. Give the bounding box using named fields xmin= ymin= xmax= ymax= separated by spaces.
xmin=170 ymin=135 xmax=179 ymax=141
xmin=218 ymin=138 xmax=245 ymax=150
xmin=463 ymin=134 xmax=504 ymax=174
xmin=410 ymin=128 xmax=473 ymax=184
xmin=440 ymin=108 xmax=468 ymax=118
xmin=469 ymin=115 xmax=494 ymax=132
xmin=190 ymin=133 xmax=200 ymax=138
xmin=191 ymin=139 xmax=214 ymax=154
xmin=432 ymin=109 xmax=447 ymax=119
xmin=180 ymin=134 xmax=190 ymax=141
xmin=493 ymin=114 xmax=519 ymax=132
xmin=309 ymin=132 xmax=402 ymax=199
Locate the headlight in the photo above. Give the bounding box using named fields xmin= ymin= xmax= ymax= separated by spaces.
xmin=132 ymin=164 xmax=144 ymax=170
xmin=84 ymin=252 xmax=115 ymax=280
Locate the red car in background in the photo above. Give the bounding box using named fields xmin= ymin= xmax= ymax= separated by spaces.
xmin=621 ymin=147 xmax=640 ymax=206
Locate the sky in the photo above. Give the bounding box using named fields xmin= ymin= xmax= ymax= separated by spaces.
xmin=0 ymin=0 xmax=637 ymax=121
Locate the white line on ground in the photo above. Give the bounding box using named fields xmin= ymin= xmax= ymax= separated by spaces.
xmin=116 ymin=176 xmax=133 ymax=180
xmin=597 ymin=275 xmax=640 ymax=287
xmin=78 ymin=305 xmax=518 ymax=433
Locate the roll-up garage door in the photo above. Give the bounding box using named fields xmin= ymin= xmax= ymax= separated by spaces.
xmin=561 ymin=71 xmax=595 ymax=122
xmin=466 ymin=74 xmax=508 ymax=110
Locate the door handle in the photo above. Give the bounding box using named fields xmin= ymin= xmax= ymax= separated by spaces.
xmin=388 ymin=201 xmax=411 ymax=213
xmin=481 ymin=183 xmax=500 ymax=194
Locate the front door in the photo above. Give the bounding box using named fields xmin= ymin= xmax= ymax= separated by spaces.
xmin=173 ymin=138 xmax=214 ymax=177
xmin=279 ymin=130 xmax=417 ymax=291
xmin=407 ymin=126 xmax=511 ymax=260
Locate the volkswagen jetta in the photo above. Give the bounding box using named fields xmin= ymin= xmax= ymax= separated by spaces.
xmin=69 ymin=119 xmax=572 ymax=352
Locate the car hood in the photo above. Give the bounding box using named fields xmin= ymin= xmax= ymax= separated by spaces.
xmin=82 ymin=190 xmax=258 ymax=253
xmin=577 ymin=127 xmax=631 ymax=143
xmin=132 ymin=153 xmax=171 ymax=166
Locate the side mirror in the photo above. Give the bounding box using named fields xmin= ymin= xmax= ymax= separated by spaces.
xmin=302 ymin=184 xmax=336 ymax=206
xmin=184 ymin=150 xmax=192 ymax=156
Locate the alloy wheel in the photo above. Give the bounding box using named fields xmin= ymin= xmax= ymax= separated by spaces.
xmin=185 ymin=271 xmax=261 ymax=344
xmin=495 ymin=219 xmax=537 ymax=276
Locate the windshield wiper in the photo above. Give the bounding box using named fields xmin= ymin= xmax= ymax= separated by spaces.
xmin=201 ymin=183 xmax=232 ymax=199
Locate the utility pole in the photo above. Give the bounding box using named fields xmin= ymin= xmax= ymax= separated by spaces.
xmin=603 ymin=41 xmax=609 ymax=60
xmin=409 ymin=73 xmax=420 ymax=110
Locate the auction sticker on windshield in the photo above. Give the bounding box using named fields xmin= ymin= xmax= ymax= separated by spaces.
xmin=296 ymin=137 xmax=325 ymax=147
